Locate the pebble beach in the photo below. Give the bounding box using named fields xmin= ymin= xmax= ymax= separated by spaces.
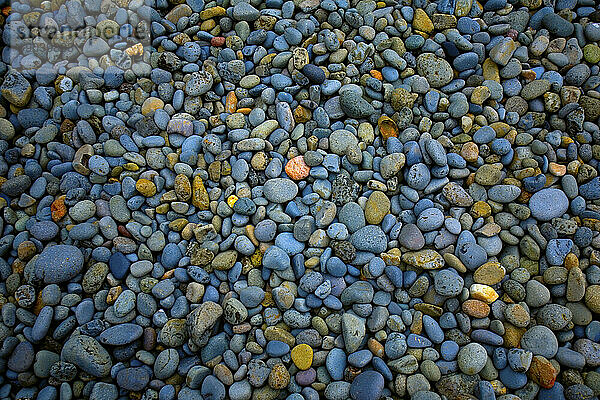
xmin=1 ymin=0 xmax=600 ymax=398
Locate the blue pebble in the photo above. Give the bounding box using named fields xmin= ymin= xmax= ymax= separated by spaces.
xmin=493 ymin=347 xmax=508 ymax=370
xmin=266 ymin=341 xmax=290 ymax=357
xmin=407 ymin=334 xmax=432 ymax=348
xmin=457 ymin=17 xmax=480 ymax=34
xmin=109 ymin=252 xmax=130 ymax=280
xmin=441 ymin=340 xmax=460 ymax=361
xmin=372 ymin=357 xmax=393 ymax=381
xmin=381 ymin=66 xmax=399 ymax=82
xmin=453 ymin=52 xmax=479 ymax=72
xmin=522 ymin=174 xmax=547 ymax=193
xmin=403 ymin=270 xmax=417 ymax=288
xmin=473 ymin=126 xmax=496 ymax=144
xmin=422 ymin=315 xmax=444 ymax=344
xmin=539 ymin=382 xmax=566 ymax=400
xmin=499 ymin=366 xmax=527 ymax=390
xmin=347 ymin=350 xmax=373 ymax=367
xmin=326 ymin=348 xmax=346 ymax=380
xmin=384 ymin=266 xmax=403 ymax=287
xmin=475 ymin=381 xmax=496 ymax=400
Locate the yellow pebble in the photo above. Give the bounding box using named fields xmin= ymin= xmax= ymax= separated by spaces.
xmin=227 ymin=195 xmax=239 ymax=208
xmin=199 ymin=6 xmax=226 ymax=20
xmin=471 ymin=201 xmax=492 ymax=218
xmin=123 ymin=162 xmax=139 ymax=171
xmin=291 ymin=344 xmax=313 ymax=370
xmin=564 ymin=253 xmax=579 ymax=270
xmin=250 ymin=249 xmax=262 ymax=267
xmin=136 ymin=179 xmax=157 ymax=197
xmin=141 ymin=97 xmax=164 ymax=115
xmin=470 ymin=283 xmax=499 ymax=304
xmin=561 ymin=136 xmax=574 ymax=147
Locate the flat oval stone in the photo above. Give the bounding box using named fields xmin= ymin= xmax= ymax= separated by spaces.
xmin=99 ymin=323 xmax=144 ymax=346
xmin=263 ymin=178 xmax=299 ymax=203
xmin=529 ymin=188 xmax=569 ymax=221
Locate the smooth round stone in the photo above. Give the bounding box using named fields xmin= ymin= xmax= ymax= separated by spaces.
xmin=266 ymin=341 xmax=290 ymax=357
xmin=416 ymin=53 xmax=453 ymax=88
xmin=349 ymin=371 xmax=384 ymax=400
xmin=488 ymin=185 xmax=521 ymax=203
xmin=228 ymin=380 xmax=252 ymax=400
xmin=499 ymin=367 xmax=527 ymax=390
xmin=254 ymin=220 xmax=277 ymax=242
xmin=529 ymin=188 xmax=569 ymax=221
xmin=201 ymin=375 xmax=226 ymax=400
xmin=326 ymin=348 xmax=347 ymax=380
xmin=457 ymin=343 xmax=487 ymax=375
xmin=8 ymin=341 xmax=35 ymax=372
xmin=434 ymin=269 xmax=464 ymax=296
xmin=339 ymin=90 xmax=375 ymax=118
xmin=457 ymin=242 xmax=488 ymax=270
xmin=406 ymin=163 xmax=431 ymax=190
xmin=99 ymin=323 xmax=143 ymax=345
xmin=521 ymin=326 xmax=558 ymax=358
xmin=347 ymin=350 xmax=373 ymax=367
xmin=88 ymin=155 xmax=110 ymax=175
xmin=296 ymin=368 xmax=316 ymax=385
xmin=155 ymin=349 xmax=179 ymax=380
xmin=239 ymin=286 xmax=265 ymax=308
xmin=350 ymin=226 xmax=387 ymax=254
xmin=262 ymin=245 xmax=291 ymax=270
xmin=109 ymin=252 xmax=130 ymax=280
xmin=542 ymin=12 xmax=574 ymax=37
xmin=398 ymin=224 xmax=425 ymax=250
xmin=30 ymin=221 xmax=59 ymax=241
xmin=422 ymin=315 xmax=444 ymax=344
xmin=32 ymin=306 xmax=53 ymax=342
xmin=303 ymin=65 xmax=325 ymax=84
xmin=35 ymin=245 xmax=84 ymax=284
xmin=473 ymin=126 xmax=496 ymax=144
xmin=417 ymin=207 xmax=444 ymax=231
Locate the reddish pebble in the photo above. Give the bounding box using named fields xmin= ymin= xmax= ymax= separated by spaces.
xmin=285 ymin=156 xmax=310 ymax=180
xmin=211 ymin=37 xmax=225 ymax=46
xmin=118 ymin=225 xmax=133 ymax=238
xmin=506 ymin=29 xmax=518 ymax=39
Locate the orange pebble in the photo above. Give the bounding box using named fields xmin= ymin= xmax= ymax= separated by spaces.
xmin=225 ymin=91 xmax=237 ymax=113
xmin=461 ymin=142 xmax=479 ymax=163
xmin=51 ymin=196 xmax=67 ymax=222
xmin=548 ymin=162 xmax=566 ymax=176
xmin=462 ymin=299 xmax=491 ymax=318
xmin=370 ymin=70 xmax=383 ymax=80
xmin=285 ymin=156 xmax=310 ymax=180
xmin=237 ymin=108 xmax=252 ymax=115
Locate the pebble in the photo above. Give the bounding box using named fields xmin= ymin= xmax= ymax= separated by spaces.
xmin=529 ymin=188 xmax=569 ymax=221
xmin=34 ymin=245 xmax=84 ymax=284
xmin=0 ymin=0 xmax=598 ymax=398
xmin=349 ymin=371 xmax=384 ymax=400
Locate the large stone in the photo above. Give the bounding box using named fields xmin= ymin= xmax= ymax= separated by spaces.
xmin=341 ymin=313 xmax=366 ymax=353
xmin=0 ymin=70 xmax=32 ymax=106
xmin=416 ymin=53 xmax=453 ymax=88
xmin=35 ymin=245 xmax=85 ymax=284
xmin=61 ymin=335 xmax=112 ymax=377
xmin=186 ymin=301 xmax=223 ymax=346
